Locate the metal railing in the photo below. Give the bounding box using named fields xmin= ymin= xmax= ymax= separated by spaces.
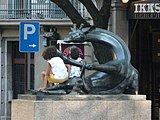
xmin=0 ymin=0 xmax=88 ymax=19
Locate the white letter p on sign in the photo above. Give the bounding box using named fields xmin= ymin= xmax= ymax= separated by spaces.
xmin=24 ymin=24 xmax=36 ymax=40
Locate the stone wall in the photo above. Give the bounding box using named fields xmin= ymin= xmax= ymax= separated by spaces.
xmin=12 ymin=95 xmax=151 ymax=120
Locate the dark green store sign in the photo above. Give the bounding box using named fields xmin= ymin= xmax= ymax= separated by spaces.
xmin=129 ymin=0 xmax=160 ymax=19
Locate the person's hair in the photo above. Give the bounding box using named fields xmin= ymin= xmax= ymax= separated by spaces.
xmin=42 ymin=46 xmax=57 ymax=60
xmin=70 ymin=46 xmax=79 ymax=60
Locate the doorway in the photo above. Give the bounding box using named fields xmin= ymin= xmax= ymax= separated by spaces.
xmin=12 ymin=42 xmax=34 ymax=98
xmin=129 ymin=20 xmax=160 ymax=120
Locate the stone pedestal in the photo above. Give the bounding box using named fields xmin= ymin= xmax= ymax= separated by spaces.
xmin=12 ymin=94 xmax=151 ymax=120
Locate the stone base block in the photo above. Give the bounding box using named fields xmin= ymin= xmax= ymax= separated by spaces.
xmin=12 ymin=95 xmax=151 ymax=120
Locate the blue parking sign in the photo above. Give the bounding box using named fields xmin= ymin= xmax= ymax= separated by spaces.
xmin=20 ymin=22 xmax=40 ymax=52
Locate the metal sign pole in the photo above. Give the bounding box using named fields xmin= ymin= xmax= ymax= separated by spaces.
xmin=27 ymin=53 xmax=30 ymax=90
xmin=0 ymin=42 xmax=1 ymax=117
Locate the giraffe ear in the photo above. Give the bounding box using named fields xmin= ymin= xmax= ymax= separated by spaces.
xmin=70 ymin=27 xmax=74 ymax=31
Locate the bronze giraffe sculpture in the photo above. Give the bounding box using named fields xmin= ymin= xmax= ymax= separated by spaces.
xmin=60 ymin=26 xmax=138 ymax=95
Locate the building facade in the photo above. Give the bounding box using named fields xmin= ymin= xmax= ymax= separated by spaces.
xmin=128 ymin=1 xmax=160 ymax=119
xmin=0 ymin=0 xmax=159 ymax=120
